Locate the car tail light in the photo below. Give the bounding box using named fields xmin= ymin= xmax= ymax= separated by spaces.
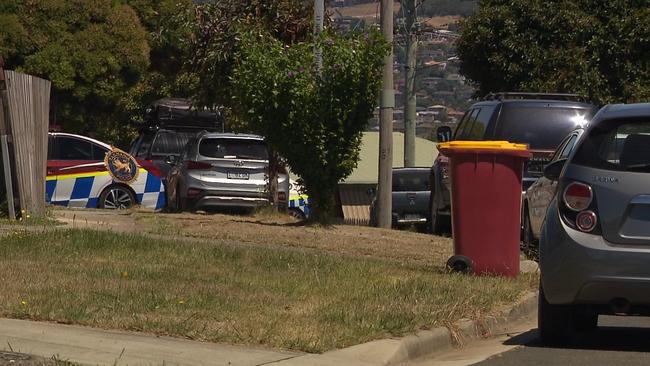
xmin=559 ymin=180 xmax=601 ymax=235
xmin=187 ymin=161 xmax=212 ymax=170
xmin=563 ymin=182 xmax=593 ymax=211
xmin=277 ymin=191 xmax=287 ymax=201
xmin=187 ymin=188 xmax=203 ymax=197
xmin=576 ymin=210 xmax=597 ymax=232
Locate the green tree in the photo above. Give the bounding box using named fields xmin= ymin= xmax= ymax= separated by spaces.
xmin=0 ymin=0 xmax=150 ymax=146
xmin=183 ymin=1 xmax=313 ymax=109
xmin=122 ymin=0 xmax=195 ymax=124
xmin=230 ymin=29 xmax=388 ymax=223
xmin=456 ymin=0 xmax=650 ymax=104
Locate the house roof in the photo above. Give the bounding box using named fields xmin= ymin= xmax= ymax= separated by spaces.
xmin=341 ymin=131 xmax=438 ymax=184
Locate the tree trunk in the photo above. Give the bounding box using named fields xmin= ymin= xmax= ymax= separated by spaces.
xmin=268 ymin=149 xmax=279 ymax=209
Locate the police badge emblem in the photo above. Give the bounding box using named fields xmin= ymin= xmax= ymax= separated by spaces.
xmin=104 ymin=148 xmax=139 ymax=184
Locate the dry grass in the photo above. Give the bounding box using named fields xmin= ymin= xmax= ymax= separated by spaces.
xmin=134 ymin=211 xmax=453 ymax=268
xmin=0 ymin=228 xmax=536 ymax=353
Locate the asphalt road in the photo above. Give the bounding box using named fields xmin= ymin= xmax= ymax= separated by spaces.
xmin=475 ymin=316 xmax=650 ymax=366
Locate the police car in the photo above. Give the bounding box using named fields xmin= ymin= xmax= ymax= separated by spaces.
xmin=47 ymin=132 xmax=166 ymax=210
xmin=288 ymin=179 xmax=309 ymax=220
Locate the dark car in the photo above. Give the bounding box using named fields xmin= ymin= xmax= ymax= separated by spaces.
xmin=430 ymin=93 xmax=597 ymax=234
xmin=538 ymin=103 xmax=650 ymax=345
xmin=370 ymin=167 xmax=431 ymax=230
xmin=521 ymin=127 xmax=585 ymax=257
xmin=129 ymin=98 xmax=223 ymax=179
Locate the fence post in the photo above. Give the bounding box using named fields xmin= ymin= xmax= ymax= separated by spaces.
xmin=0 ymin=57 xmax=16 ymax=220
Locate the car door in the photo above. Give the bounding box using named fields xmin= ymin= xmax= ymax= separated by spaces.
xmin=529 ymin=131 xmax=581 ymax=235
xmin=49 ymin=135 xmax=108 ymax=206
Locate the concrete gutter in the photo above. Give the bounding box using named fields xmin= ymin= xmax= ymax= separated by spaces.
xmin=273 ymin=291 xmax=538 ymax=366
xmin=0 ymin=292 xmax=538 ymax=366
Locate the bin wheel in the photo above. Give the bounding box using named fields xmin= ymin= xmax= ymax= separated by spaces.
xmin=447 ymin=255 xmax=474 ymax=274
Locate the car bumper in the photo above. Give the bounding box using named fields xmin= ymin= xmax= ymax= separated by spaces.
xmin=395 ymin=216 xmax=427 ymax=224
xmin=188 ymin=194 xmax=270 ymax=210
xmin=540 ymin=200 xmax=650 ymax=306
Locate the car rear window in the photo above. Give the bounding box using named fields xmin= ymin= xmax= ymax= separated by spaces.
xmin=494 ymin=106 xmax=593 ymax=150
xmin=392 ymin=171 xmax=430 ymax=192
xmin=573 ymin=119 xmax=650 ymax=172
xmin=199 ymin=138 xmax=269 ymax=160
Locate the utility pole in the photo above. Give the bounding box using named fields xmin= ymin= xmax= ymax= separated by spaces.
xmin=377 ymin=0 xmax=394 ymax=229
xmin=403 ymin=0 xmax=417 ymax=167
xmin=314 ymin=0 xmax=324 ymax=70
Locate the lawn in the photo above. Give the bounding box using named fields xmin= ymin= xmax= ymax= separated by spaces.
xmin=0 ymin=228 xmax=535 ymax=353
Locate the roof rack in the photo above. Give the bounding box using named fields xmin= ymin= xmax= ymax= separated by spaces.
xmin=483 ymin=92 xmax=590 ymax=103
xmin=142 ymin=98 xmax=224 ymax=132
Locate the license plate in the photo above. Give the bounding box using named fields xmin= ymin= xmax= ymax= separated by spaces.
xmin=404 ymin=214 xmax=421 ymax=220
xmin=227 ymin=172 xmax=249 ymax=180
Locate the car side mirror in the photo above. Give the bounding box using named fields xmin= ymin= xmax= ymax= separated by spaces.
xmin=164 ymin=155 xmax=178 ymax=165
xmin=543 ymin=159 xmax=567 ymax=181
xmin=436 ymin=126 xmax=452 ymax=142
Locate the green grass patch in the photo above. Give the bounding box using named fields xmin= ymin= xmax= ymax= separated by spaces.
xmin=0 ymin=229 xmax=535 ymax=353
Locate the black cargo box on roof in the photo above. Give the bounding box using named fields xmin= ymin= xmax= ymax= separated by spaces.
xmin=144 ymin=98 xmax=223 ymax=131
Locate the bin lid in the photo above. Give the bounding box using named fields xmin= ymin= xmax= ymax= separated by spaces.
xmin=437 ymin=141 xmax=529 ymax=151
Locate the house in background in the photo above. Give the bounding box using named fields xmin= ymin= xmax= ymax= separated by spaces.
xmin=338 ymin=131 xmax=438 ymax=225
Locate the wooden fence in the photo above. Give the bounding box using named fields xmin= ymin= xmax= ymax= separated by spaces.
xmin=0 ymin=70 xmax=51 ymax=218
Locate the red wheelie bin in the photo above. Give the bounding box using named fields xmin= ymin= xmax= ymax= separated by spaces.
xmin=437 ymin=141 xmax=531 ymax=277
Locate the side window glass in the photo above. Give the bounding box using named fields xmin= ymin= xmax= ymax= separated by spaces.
xmin=453 ymin=109 xmax=474 ymax=140
xmin=459 ymin=109 xmax=481 ymax=140
xmin=56 ymin=137 xmax=93 ymax=160
xmin=151 ymin=131 xmax=180 ymax=156
xmin=92 ymin=143 xmax=108 ymax=161
xmin=558 ymin=134 xmax=578 ymax=160
xmin=135 ymin=135 xmax=154 ymax=158
xmin=469 ymin=106 xmax=495 ymax=140
xmin=47 ymin=135 xmax=55 ymax=160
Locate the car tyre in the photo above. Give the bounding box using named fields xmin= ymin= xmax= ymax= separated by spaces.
xmin=573 ymin=307 xmax=598 ymax=332
xmin=429 ymin=189 xmax=451 ymax=235
xmin=289 ymin=208 xmax=306 ymax=221
xmin=538 ymin=285 xmax=573 ymax=346
xmin=522 ymin=209 xmax=538 ymax=260
xmin=99 ymin=185 xmax=136 ymax=210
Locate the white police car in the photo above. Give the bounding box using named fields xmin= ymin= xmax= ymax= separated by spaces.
xmin=46 ymin=132 xmax=166 ymax=210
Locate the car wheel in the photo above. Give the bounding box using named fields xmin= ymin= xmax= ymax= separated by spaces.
xmin=538 ymin=285 xmax=573 ymax=346
xmin=429 ymin=189 xmax=450 ymax=235
xmin=522 ymin=210 xmax=538 ymax=260
xmin=289 ymin=208 xmax=306 ymax=221
xmin=573 ymin=307 xmax=598 ymax=332
xmin=99 ymin=185 xmax=135 ymax=210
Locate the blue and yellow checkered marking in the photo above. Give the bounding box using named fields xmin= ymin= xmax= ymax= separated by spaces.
xmin=46 ymin=168 xmax=166 ymax=210
xmin=289 ymin=194 xmax=310 ymax=217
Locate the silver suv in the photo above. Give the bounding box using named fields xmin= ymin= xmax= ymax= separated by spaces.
xmin=166 ymin=132 xmax=289 ymax=211
xmin=539 ymin=103 xmax=650 ymax=345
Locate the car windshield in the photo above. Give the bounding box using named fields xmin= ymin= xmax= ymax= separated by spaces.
xmin=199 ymin=138 xmax=268 ymax=160
xmin=495 ymin=106 xmax=593 ymax=150
xmin=392 ymin=171 xmax=430 ymax=192
xmin=573 ymin=119 xmax=650 ymax=172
